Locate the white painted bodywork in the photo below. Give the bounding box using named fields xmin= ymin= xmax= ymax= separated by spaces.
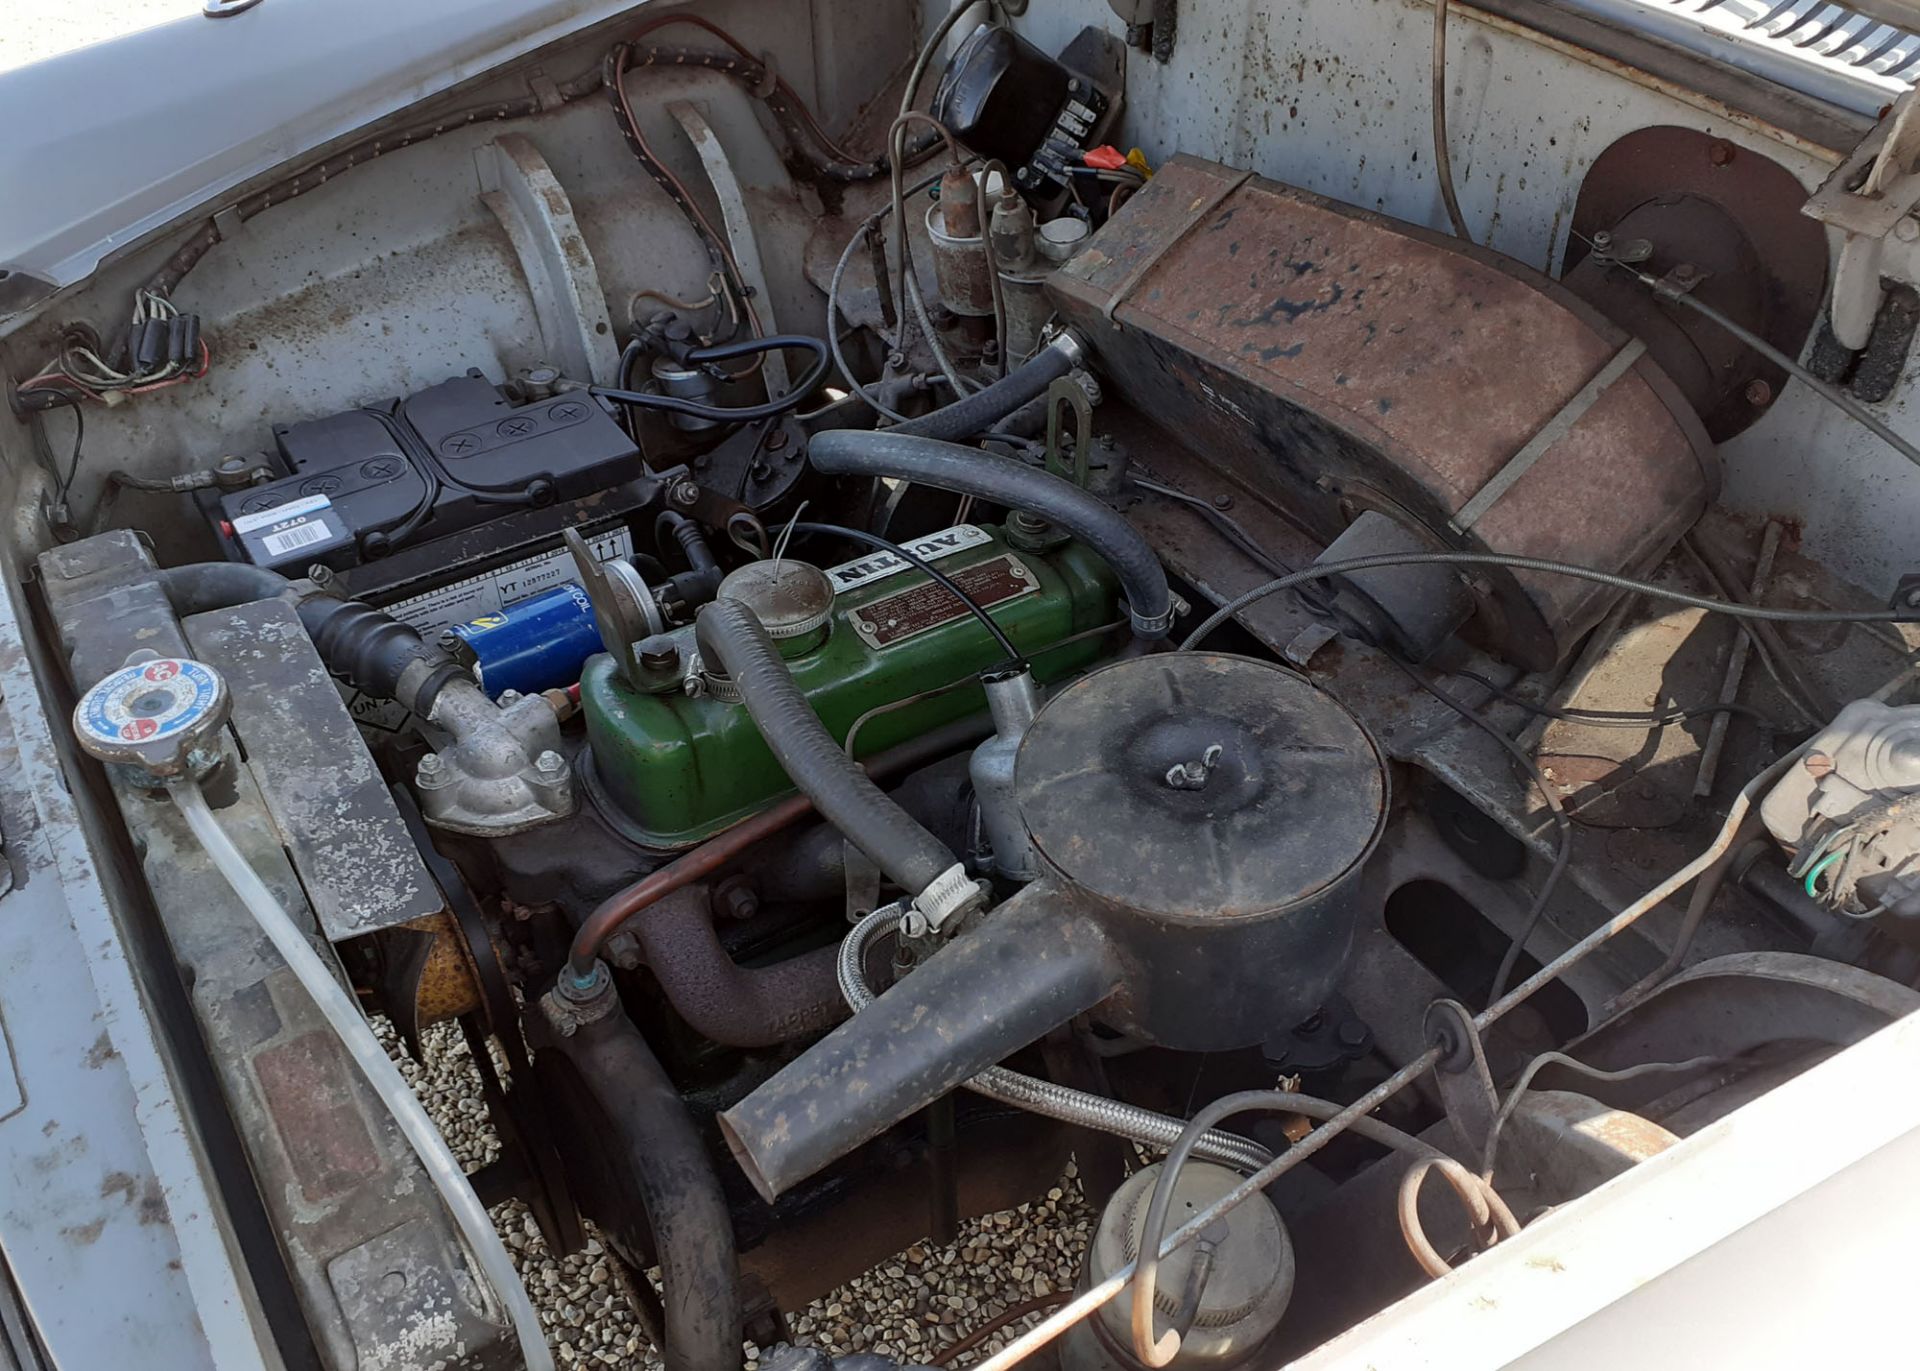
xmin=1295 ymin=1008 xmax=1920 ymax=1369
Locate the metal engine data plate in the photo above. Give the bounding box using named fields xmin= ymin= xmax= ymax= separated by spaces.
xmin=846 ymin=553 xmax=1039 ymax=648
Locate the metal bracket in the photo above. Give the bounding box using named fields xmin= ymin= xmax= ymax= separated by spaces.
xmin=1045 ymin=375 xmax=1094 ymax=488
xmin=667 ymin=101 xmax=789 ymax=392
xmin=211 ymin=204 xmax=246 ymax=244
xmin=1450 ymin=337 xmax=1647 ymax=535
xmin=564 ymin=528 xmax=663 ymax=688
xmin=1425 ymin=998 xmax=1499 ymax=1165
xmin=475 ymin=134 xmax=621 ymax=385
xmin=844 ymin=841 xmax=883 ymax=925
xmin=1099 ymin=169 xmax=1252 ymax=320
xmin=1586 ymin=230 xmax=1652 ymax=266
xmin=1804 ymin=86 xmax=1920 ymax=350
xmin=526 ymin=70 xmax=566 ymax=113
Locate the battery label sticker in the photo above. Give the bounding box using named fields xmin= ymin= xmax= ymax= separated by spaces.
xmin=260 ymin=519 xmax=334 ymax=558
xmin=232 ymin=492 xmax=333 ymax=535
xmin=381 ymin=526 xmax=633 ymax=637
xmin=824 ymin=524 xmax=992 ymax=594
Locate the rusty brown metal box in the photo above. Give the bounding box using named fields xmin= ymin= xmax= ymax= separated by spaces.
xmin=1048 ymin=154 xmax=1718 ymax=671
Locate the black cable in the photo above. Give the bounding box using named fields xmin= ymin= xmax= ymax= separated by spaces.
xmin=1388 ymin=656 xmax=1572 ymax=1006
xmin=61 ymin=399 xmax=84 ymax=497
xmin=791 ymin=522 xmax=1022 ymax=663
xmin=35 ymin=392 xmax=86 ymax=500
xmin=1449 ymin=667 xmax=1785 ymax=732
xmin=1180 ymin=550 xmax=1920 ymax=650
xmin=592 ymin=334 xmax=830 ymax=423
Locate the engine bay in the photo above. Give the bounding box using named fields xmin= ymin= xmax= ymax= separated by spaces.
xmin=7 ymin=2 xmax=1920 ymax=1368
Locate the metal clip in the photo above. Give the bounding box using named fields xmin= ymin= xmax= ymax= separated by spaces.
xmin=1424 ymin=998 xmax=1499 ymax=1166
xmin=1045 ymin=376 xmax=1095 ymax=489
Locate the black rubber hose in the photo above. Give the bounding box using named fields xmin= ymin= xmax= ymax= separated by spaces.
xmin=888 ymin=340 xmax=1075 ymax=441
xmin=806 ymin=430 xmax=1177 ymax=638
xmin=537 ymin=1006 xmax=743 ymax=1371
xmin=157 ymin=561 xmax=293 ymax=616
xmin=157 ymin=563 xmax=464 ymax=711
xmin=695 ymin=597 xmax=962 ymax=895
xmin=659 ymin=511 xmax=724 ymax=602
xmin=296 ymin=597 xmax=463 ymax=714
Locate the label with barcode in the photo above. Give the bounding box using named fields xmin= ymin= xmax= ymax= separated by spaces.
xmin=261 ymin=520 xmax=332 ymax=557
xmin=232 ymin=492 xmax=332 ymax=534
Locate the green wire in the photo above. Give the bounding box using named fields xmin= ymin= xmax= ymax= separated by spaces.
xmin=1805 ymin=850 xmax=1845 ymax=898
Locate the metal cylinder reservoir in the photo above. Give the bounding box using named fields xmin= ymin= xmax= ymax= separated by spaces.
xmin=929 ymin=166 xmax=997 ymax=324
xmin=1018 ymin=652 xmax=1387 ymax=1052
xmin=719 ymin=653 xmax=1385 ymax=1199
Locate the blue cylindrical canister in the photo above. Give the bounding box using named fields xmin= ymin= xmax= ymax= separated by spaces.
xmin=445 ymin=582 xmax=603 ymax=698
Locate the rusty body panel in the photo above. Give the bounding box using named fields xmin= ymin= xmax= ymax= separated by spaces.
xmin=1049 ymin=155 xmax=1719 ymax=671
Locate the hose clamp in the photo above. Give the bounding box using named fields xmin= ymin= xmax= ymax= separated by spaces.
xmin=682 ymin=651 xmax=742 ymax=703
xmin=1043 ymin=327 xmax=1088 ymax=368
xmin=903 ymin=863 xmax=983 ymax=938
xmin=1129 ymin=595 xmax=1183 ymax=639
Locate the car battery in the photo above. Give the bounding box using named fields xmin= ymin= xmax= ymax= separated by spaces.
xmin=207 ymin=371 xmax=640 ymax=577
xmin=200 ymin=370 xmax=658 ymax=733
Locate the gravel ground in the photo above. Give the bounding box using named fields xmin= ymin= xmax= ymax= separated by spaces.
xmin=381 ymin=1020 xmax=1096 ymax=1369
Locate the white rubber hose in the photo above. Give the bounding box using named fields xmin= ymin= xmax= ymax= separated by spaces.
xmin=171 ymin=779 xmax=553 ymax=1371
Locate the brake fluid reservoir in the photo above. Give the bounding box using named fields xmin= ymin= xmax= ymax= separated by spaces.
xmin=577 ymin=523 xmax=1117 ymax=850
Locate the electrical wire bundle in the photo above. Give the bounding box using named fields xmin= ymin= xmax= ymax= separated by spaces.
xmin=17 ymin=290 xmax=210 ymax=405
xmin=1786 ymin=793 xmax=1919 ymax=919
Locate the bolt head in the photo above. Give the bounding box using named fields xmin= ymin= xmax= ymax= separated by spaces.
xmin=671 ymin=480 xmax=700 ymax=507
xmin=1745 ymin=378 xmax=1773 ymax=407
xmin=1897 ymin=216 xmax=1920 ymax=244
xmin=1212 ymin=492 xmax=1235 ymax=510
xmin=417 ymin=753 xmax=444 ymax=777
xmin=536 ymin=749 xmax=566 ymax=775
xmin=1707 ymin=140 xmax=1736 ymax=167
xmin=638 ymin=637 xmax=681 ymax=672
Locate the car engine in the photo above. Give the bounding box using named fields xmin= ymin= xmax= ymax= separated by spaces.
xmin=6 ymin=2 xmax=1920 ymax=1369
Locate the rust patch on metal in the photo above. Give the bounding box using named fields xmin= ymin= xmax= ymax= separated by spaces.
xmin=254 ymin=1030 xmax=381 ymax=1203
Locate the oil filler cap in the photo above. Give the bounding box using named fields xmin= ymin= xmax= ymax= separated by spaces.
xmin=717 ymin=559 xmax=835 ymax=651
xmin=73 ymin=655 xmax=230 ymax=781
